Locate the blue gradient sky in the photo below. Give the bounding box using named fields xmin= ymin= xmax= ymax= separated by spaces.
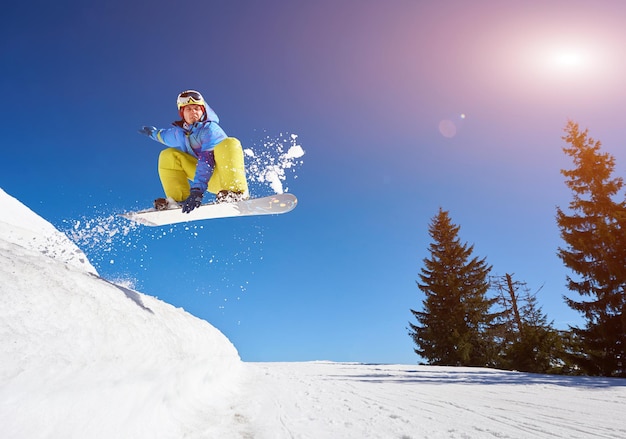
xmin=2 ymin=0 xmax=626 ymax=363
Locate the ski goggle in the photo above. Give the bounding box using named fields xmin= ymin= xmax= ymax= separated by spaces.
xmin=177 ymin=90 xmax=205 ymax=109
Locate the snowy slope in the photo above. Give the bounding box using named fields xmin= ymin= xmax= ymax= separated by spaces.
xmin=1 ymin=187 xmax=626 ymax=439
xmin=0 ymin=188 xmax=242 ymax=438
xmin=0 ymin=189 xmax=97 ymax=274
xmin=239 ymin=362 xmax=626 ymax=438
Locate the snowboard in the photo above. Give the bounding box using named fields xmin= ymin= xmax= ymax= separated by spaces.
xmin=120 ymin=193 xmax=297 ymax=227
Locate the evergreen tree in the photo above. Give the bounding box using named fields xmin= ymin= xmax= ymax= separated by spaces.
xmin=556 ymin=121 xmax=626 ymax=377
xmin=492 ymin=274 xmax=563 ymax=373
xmin=409 ymin=208 xmax=498 ymax=366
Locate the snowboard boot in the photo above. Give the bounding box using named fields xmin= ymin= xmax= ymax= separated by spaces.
xmin=154 ymin=197 xmax=180 ymax=211
xmin=215 ymin=190 xmax=248 ymax=204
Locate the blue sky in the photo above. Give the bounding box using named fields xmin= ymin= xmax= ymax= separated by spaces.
xmin=2 ymin=0 xmax=626 ymax=363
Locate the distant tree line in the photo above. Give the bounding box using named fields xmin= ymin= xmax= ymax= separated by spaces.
xmin=408 ymin=121 xmax=626 ymax=377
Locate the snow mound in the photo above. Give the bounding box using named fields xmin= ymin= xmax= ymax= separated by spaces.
xmin=0 ymin=188 xmax=97 ymax=275
xmin=0 ymin=188 xmax=243 ymax=438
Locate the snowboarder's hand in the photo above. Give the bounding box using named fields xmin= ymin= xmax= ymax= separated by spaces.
xmin=139 ymin=126 xmax=156 ymax=137
xmin=181 ymin=188 xmax=204 ymax=213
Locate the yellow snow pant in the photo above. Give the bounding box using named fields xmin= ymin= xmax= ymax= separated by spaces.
xmin=157 ymin=137 xmax=248 ymax=201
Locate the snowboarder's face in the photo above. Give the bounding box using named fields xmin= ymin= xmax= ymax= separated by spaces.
xmin=182 ymin=104 xmax=204 ymax=124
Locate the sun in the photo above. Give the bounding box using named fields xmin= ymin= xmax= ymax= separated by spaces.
xmin=524 ymin=41 xmax=600 ymax=84
xmin=468 ymin=19 xmax=622 ymax=101
xmin=549 ymin=47 xmax=591 ymax=74
xmin=552 ymin=48 xmax=586 ymax=70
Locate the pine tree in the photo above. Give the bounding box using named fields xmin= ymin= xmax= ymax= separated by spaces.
xmin=556 ymin=121 xmax=626 ymax=377
xmin=492 ymin=274 xmax=563 ymax=373
xmin=409 ymin=208 xmax=498 ymax=366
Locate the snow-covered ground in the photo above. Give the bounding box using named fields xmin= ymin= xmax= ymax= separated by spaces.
xmin=1 ymin=186 xmax=625 ymax=439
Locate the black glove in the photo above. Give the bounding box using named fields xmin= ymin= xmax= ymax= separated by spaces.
xmin=139 ymin=126 xmax=156 ymax=137
xmin=181 ymin=188 xmax=204 ymax=213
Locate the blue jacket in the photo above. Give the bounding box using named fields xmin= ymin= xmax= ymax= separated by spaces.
xmin=147 ymin=104 xmax=227 ymax=192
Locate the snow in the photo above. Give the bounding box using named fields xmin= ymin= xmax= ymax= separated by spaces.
xmin=244 ymin=133 xmax=304 ymax=194
xmin=0 ymin=190 xmax=97 ymax=275
xmin=1 ymin=186 xmax=626 ymax=439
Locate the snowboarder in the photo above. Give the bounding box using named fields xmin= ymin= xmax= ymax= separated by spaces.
xmin=139 ymin=90 xmax=249 ymax=213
